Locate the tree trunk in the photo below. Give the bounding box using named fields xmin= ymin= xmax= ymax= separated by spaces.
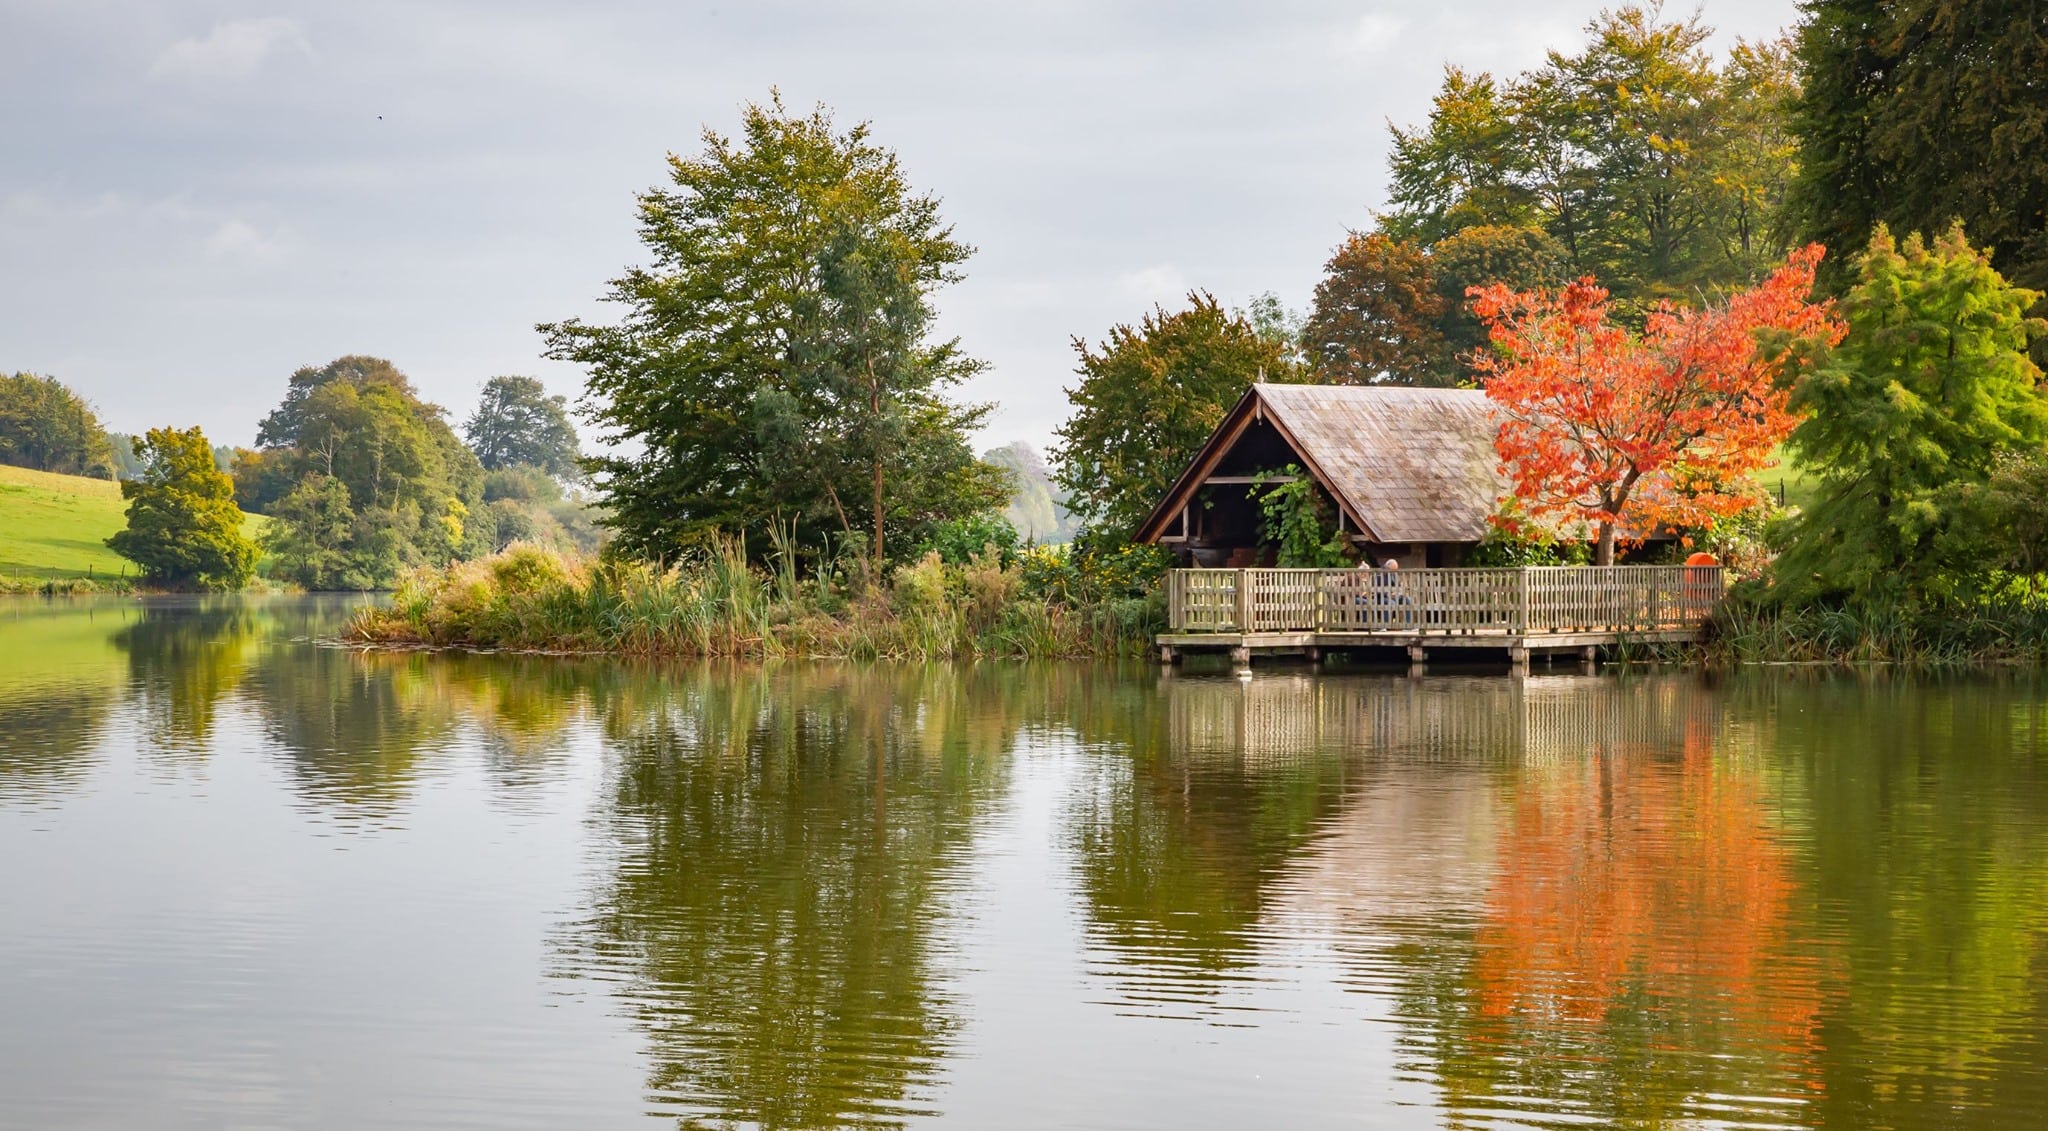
xmin=869 ymin=359 xmax=884 ymax=577
xmin=1596 ymin=520 xmax=1616 ymax=566
xmin=871 ymin=455 xmax=884 ymax=578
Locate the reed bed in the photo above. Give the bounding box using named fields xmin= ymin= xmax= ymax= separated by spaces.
xmin=346 ymin=541 xmax=1163 ymax=660
xmin=1704 ymin=594 xmax=2048 ymax=668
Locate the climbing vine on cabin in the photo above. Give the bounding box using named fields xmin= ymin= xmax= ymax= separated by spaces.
xmin=1251 ymin=466 xmax=1353 ymax=567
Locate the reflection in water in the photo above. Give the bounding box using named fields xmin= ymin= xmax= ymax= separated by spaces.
xmin=1753 ymin=678 xmax=2048 ymax=1128
xmin=0 ymin=600 xmax=136 ymax=804
xmin=565 ymin=665 xmax=1013 ymax=1128
xmin=0 ymin=688 xmax=114 ymax=805
xmin=243 ymin=645 xmax=463 ymax=819
xmin=10 ymin=600 xmax=2048 ymax=1129
xmin=1066 ymin=674 xmax=1355 ymax=1011
xmin=112 ymin=600 xmax=259 ymax=755
xmin=1426 ymin=727 xmax=1829 ymax=1126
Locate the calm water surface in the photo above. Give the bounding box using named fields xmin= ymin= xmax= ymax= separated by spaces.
xmin=5 ymin=596 xmax=2048 ymax=1129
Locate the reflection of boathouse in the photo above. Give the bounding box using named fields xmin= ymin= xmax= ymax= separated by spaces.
xmin=1165 ymin=672 xmax=1717 ymax=764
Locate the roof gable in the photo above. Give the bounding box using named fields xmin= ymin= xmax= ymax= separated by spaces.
xmin=1135 ymin=383 xmax=1508 ymax=544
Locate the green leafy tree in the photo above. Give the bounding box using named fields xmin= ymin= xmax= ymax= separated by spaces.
xmin=1710 ymin=37 xmax=1801 ymax=280
xmin=249 ymin=356 xmax=486 ymax=587
xmin=255 ymin=355 xmax=414 ymax=449
xmin=463 ymin=375 xmax=580 ymax=476
xmin=106 ymin=426 xmax=256 ymax=589
xmin=0 ymin=372 xmax=114 ymax=477
xmin=1383 ymin=67 xmax=1537 ymax=246
xmin=229 ymin=446 xmax=297 ymax=513
xmin=1780 ymin=226 xmax=2048 ymax=603
xmin=1384 ymin=7 xmax=1798 ymax=304
xmin=1052 ymin=291 xmax=1301 ymax=539
xmin=1791 ymin=0 xmax=2048 ymax=298
xmin=263 ymin=474 xmax=357 ymax=589
xmin=542 ymin=95 xmax=1002 ymax=568
xmin=1430 ymin=224 xmax=1568 ymax=360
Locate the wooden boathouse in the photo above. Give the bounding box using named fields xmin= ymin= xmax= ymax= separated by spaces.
xmin=1137 ymin=384 xmax=1722 ymax=669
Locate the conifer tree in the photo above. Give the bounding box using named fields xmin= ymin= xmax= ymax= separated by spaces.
xmin=1781 ymin=226 xmax=2048 ymax=602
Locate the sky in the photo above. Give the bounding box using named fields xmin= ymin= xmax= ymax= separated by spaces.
xmin=2 ymin=0 xmax=1802 ymax=455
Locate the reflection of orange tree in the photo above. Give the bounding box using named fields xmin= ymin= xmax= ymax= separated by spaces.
xmin=1433 ymin=729 xmax=1828 ymax=1125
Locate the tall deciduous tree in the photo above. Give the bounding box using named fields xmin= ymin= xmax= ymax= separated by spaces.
xmin=1303 ymin=232 xmax=1453 ymax=386
xmin=107 ymin=426 xmax=256 ymax=589
xmin=542 ymin=96 xmax=1002 ymax=567
xmin=464 ymin=376 xmax=580 ymax=476
xmin=1780 ymin=227 xmax=2048 ymax=603
xmin=1053 ymin=292 xmax=1300 ymax=538
xmin=250 ymin=356 xmax=485 ymax=587
xmin=1471 ymin=245 xmax=1841 ymax=565
xmin=256 ymin=355 xmax=415 ymax=449
xmin=1791 ymin=0 xmax=2048 ymax=297
xmin=1430 ymin=225 xmax=1568 ymax=362
xmin=0 ymin=372 xmax=114 ymax=478
xmin=1385 ymin=7 xmax=1799 ymax=304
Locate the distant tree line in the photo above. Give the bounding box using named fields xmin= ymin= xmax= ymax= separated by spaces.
xmin=0 ymin=372 xmax=115 ymax=478
xmin=0 ymin=357 xmax=593 ymax=590
xmin=234 ymin=358 xmax=594 ymax=589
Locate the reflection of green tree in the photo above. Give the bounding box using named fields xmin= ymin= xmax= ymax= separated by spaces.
xmin=1750 ymin=677 xmax=2048 ymax=1128
xmin=110 ymin=600 xmax=259 ymax=753
xmin=573 ymin=664 xmax=1013 ymax=1129
xmin=244 ymin=646 xmax=458 ymax=816
xmin=403 ymin=652 xmax=599 ymax=789
xmin=1065 ymin=674 xmax=1356 ymax=999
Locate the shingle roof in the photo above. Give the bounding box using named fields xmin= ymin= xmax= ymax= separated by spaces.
xmin=1134 ymin=383 xmax=1508 ymax=544
xmin=1252 ymin=383 xmax=1506 ymax=543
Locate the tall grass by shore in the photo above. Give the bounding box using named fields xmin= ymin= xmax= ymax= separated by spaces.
xmin=1705 ymin=595 xmax=2048 ymax=667
xmin=346 ymin=541 xmax=1164 ymax=660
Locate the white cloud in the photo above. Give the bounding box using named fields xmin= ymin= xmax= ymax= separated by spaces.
xmin=1350 ymin=13 xmax=1406 ymax=54
xmin=150 ymin=18 xmax=310 ymax=81
xmin=204 ymin=219 xmax=291 ymax=262
xmin=1116 ymin=264 xmax=1191 ymax=307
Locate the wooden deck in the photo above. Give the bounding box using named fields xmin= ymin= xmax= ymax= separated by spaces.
xmin=1160 ymin=565 xmax=1725 ymax=668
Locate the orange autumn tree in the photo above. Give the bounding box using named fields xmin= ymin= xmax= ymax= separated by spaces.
xmin=1469 ymin=245 xmax=1844 ymax=564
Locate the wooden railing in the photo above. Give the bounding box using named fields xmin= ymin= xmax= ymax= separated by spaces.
xmin=1166 ymin=565 xmax=1726 ymax=635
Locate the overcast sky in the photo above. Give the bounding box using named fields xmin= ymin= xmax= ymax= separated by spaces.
xmin=3 ymin=0 xmax=1801 ymax=454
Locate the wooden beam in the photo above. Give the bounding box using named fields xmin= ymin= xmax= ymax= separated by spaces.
xmin=1204 ymin=475 xmax=1298 ymax=485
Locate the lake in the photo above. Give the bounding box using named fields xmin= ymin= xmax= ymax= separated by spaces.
xmin=4 ymin=596 xmax=2048 ymax=1128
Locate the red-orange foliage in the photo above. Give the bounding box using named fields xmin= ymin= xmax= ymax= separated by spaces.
xmin=1469 ymin=245 xmax=1845 ymax=563
xmin=1467 ymin=728 xmax=1832 ymax=1103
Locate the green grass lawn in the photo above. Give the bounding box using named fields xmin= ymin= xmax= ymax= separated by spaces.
xmin=0 ymin=463 xmax=265 ymax=583
xmin=1757 ymin=445 xmax=1821 ymax=512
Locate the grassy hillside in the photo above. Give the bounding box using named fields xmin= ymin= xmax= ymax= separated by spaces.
xmin=0 ymin=464 xmax=264 ymax=583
